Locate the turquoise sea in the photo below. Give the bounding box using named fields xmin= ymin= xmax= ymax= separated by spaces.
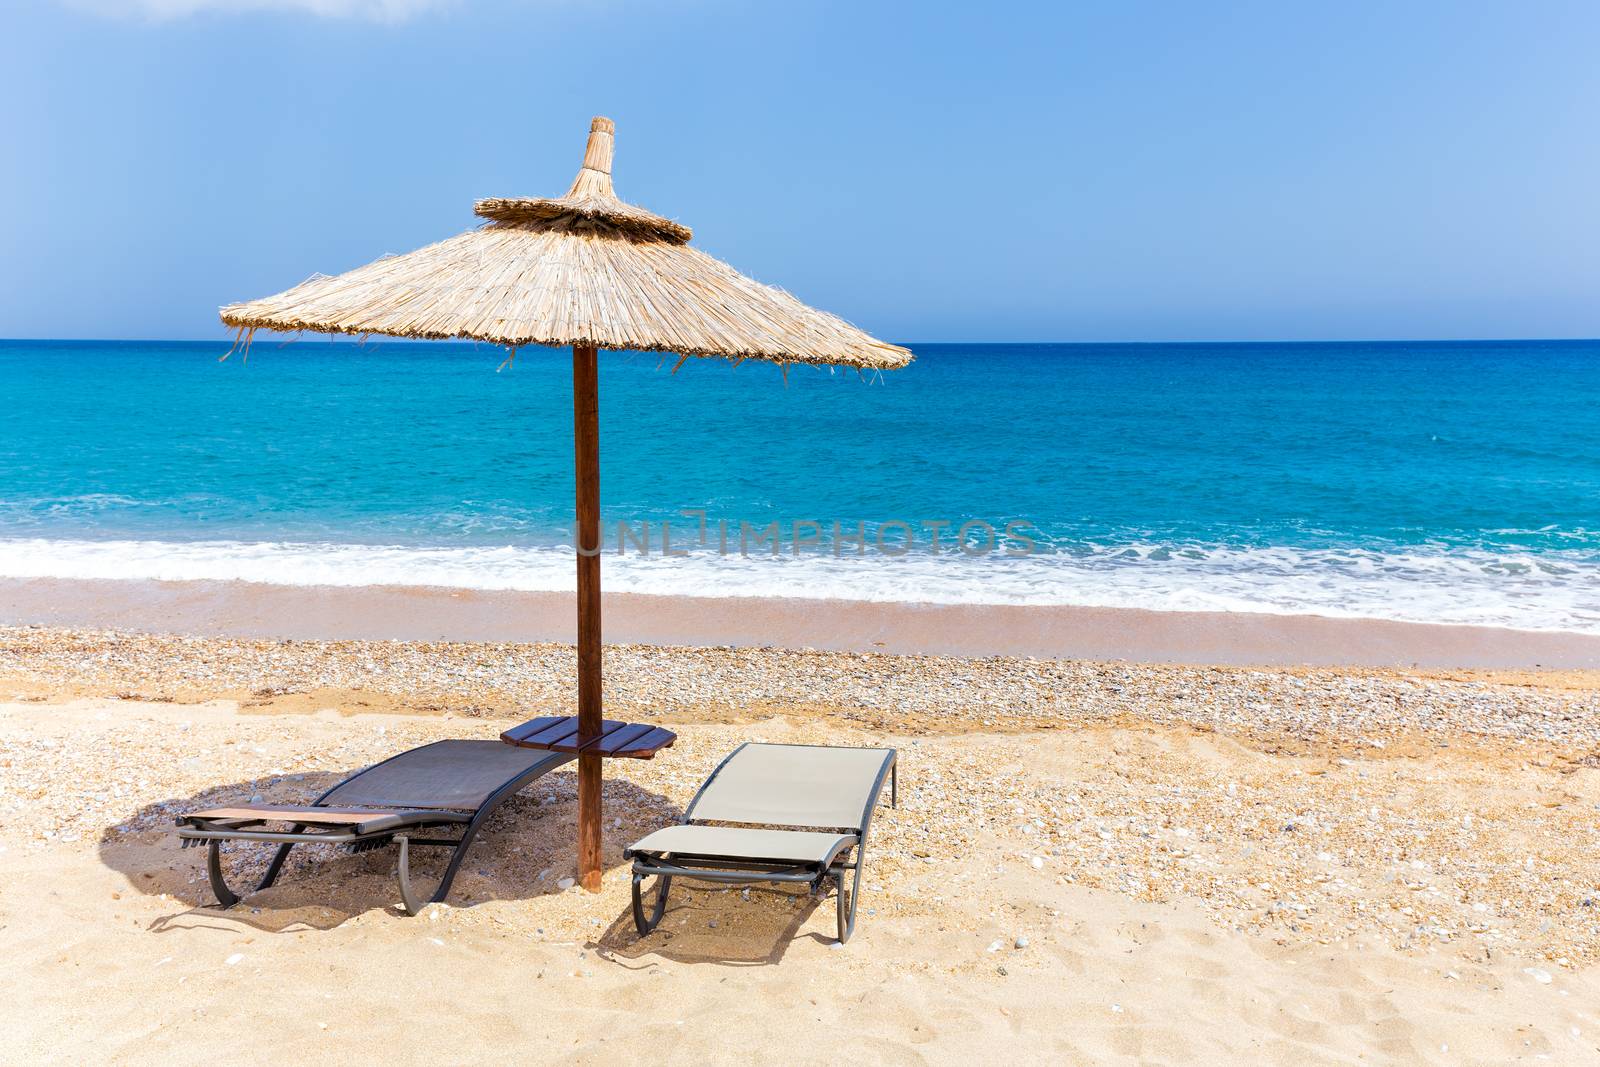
xmin=2 ymin=338 xmax=1597 ymax=632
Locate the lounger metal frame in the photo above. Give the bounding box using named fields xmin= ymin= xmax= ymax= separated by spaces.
xmin=176 ymin=746 xmax=574 ymax=915
xmin=624 ymin=743 xmax=897 ymax=944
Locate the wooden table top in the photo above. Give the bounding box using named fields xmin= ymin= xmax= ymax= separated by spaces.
xmin=499 ymin=715 xmax=677 ymax=760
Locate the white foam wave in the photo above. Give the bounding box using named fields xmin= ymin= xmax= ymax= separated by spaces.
xmin=0 ymin=537 xmax=1597 ymax=634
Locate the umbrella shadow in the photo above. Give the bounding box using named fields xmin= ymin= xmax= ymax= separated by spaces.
xmin=592 ymin=881 xmax=837 ymax=967
xmin=97 ymin=769 xmax=683 ymax=935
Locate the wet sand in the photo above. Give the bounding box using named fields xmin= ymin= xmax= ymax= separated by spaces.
xmin=3 ymin=576 xmax=1599 ymax=668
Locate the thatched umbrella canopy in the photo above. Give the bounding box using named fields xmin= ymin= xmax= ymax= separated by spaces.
xmin=219 ymin=117 xmax=911 ymax=892
xmin=222 ymin=117 xmax=910 ymax=371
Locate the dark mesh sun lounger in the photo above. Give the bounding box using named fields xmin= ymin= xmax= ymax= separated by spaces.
xmin=177 ymin=739 xmax=572 ymax=915
xmin=623 ymin=743 xmax=897 ymax=944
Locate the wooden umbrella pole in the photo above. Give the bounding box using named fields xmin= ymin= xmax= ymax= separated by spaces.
xmin=572 ymin=342 xmax=603 ymax=891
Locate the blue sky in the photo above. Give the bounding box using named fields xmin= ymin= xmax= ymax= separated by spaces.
xmin=2 ymin=0 xmax=1597 ymax=343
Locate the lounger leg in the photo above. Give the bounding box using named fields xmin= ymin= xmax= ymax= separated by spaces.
xmin=835 ymin=858 xmax=867 ymax=944
xmin=256 ymin=836 xmax=299 ymax=891
xmin=394 ymin=825 xmax=478 ymax=916
xmin=428 ymin=814 xmax=492 ymax=906
xmin=396 ymin=835 xmax=427 ymax=916
xmin=206 ymin=840 xmax=241 ymax=909
xmin=396 ymin=762 xmax=552 ymax=916
xmin=631 ymin=871 xmax=673 ymax=936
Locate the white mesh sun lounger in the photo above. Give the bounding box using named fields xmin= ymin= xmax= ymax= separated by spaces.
xmin=623 ymin=743 xmax=898 ymax=943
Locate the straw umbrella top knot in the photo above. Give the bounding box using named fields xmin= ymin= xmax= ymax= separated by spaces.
xmin=474 ymin=116 xmax=694 ymax=244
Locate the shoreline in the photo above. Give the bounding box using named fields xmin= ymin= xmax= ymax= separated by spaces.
xmin=3 ymin=575 xmax=1600 ymax=668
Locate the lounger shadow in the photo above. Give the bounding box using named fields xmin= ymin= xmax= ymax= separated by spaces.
xmin=623 ymin=742 xmax=897 ymax=944
xmin=176 ymin=739 xmax=572 ymax=915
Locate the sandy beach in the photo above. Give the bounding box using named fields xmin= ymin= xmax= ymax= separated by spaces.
xmin=3 ymin=625 xmax=1598 ymax=1064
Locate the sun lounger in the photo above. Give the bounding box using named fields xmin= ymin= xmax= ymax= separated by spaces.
xmin=623 ymin=742 xmax=897 ymax=943
xmin=176 ymin=739 xmax=572 ymax=915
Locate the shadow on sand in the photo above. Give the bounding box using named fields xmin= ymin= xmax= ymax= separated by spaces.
xmin=591 ymin=881 xmax=838 ymax=967
xmin=96 ymin=768 xmax=682 ymax=936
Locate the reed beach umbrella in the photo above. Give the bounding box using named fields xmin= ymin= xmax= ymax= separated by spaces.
xmin=219 ymin=117 xmax=912 ymax=891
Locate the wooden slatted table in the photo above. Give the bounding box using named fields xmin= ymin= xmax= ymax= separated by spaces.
xmin=500 ymin=715 xmax=677 ymax=760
